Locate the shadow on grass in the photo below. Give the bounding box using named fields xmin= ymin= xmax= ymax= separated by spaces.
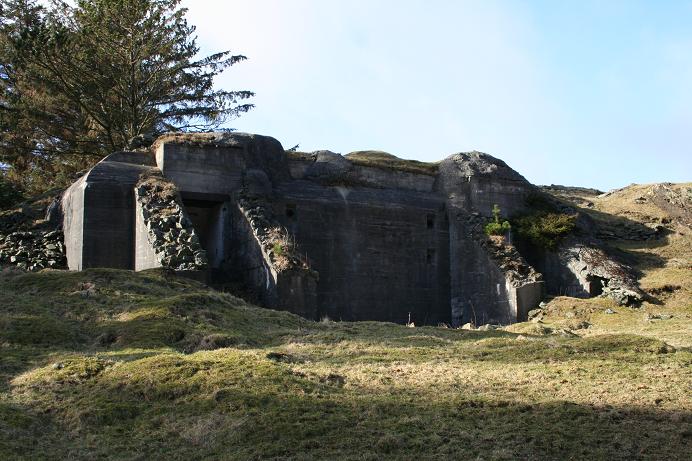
xmin=579 ymin=206 xmax=671 ymax=241
xmin=0 ymin=400 xmax=66 ymax=459
xmin=3 ymin=361 xmax=690 ymax=461
xmin=604 ymin=242 xmax=668 ymax=275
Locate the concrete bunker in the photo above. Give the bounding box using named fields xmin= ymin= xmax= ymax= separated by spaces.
xmin=58 ymin=132 xmax=641 ymax=326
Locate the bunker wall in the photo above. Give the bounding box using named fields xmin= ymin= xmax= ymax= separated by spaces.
xmin=274 ymin=183 xmax=451 ymax=324
xmin=156 ymin=144 xmax=245 ymax=196
xmin=450 ymin=223 xmax=514 ymax=325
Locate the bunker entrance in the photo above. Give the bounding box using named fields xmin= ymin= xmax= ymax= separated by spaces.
xmin=182 ymin=197 xmax=228 ymax=268
xmin=587 ymin=276 xmax=606 ymax=297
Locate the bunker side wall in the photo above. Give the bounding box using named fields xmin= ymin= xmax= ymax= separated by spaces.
xmin=228 ymin=203 xmax=277 ymax=306
xmin=449 ymin=222 xmax=514 ymax=325
xmin=62 ymin=177 xmax=86 ymax=270
xmin=134 ymin=199 xmax=161 ymax=271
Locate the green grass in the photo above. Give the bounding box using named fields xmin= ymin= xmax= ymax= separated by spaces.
xmin=345 ymin=151 xmax=439 ymax=176
xmin=286 ymin=151 xmax=315 ymax=162
xmin=0 ymin=268 xmax=690 ymax=460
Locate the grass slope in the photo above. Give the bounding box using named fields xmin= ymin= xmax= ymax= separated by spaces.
xmin=0 ymin=267 xmax=690 ymax=460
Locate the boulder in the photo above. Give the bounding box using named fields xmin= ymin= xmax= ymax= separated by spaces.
xmin=305 ymin=150 xmax=354 ymax=181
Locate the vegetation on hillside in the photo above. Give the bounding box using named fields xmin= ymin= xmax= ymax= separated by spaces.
xmin=0 ymin=265 xmax=689 ymax=460
xmin=508 ymin=192 xmax=577 ymax=250
xmin=0 ymin=182 xmax=689 ymax=459
xmin=0 ymin=0 xmax=253 ymax=195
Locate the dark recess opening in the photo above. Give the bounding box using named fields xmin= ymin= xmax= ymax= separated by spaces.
xmin=181 ymin=199 xmax=225 ymax=268
xmin=587 ymin=276 xmax=607 ymax=296
xmin=285 ymin=203 xmax=296 ymax=218
xmin=426 ymin=214 xmax=435 ymax=229
xmin=426 ymin=248 xmax=436 ymax=265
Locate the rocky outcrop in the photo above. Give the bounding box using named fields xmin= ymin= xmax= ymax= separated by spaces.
xmin=441 ymin=151 xmax=530 ymax=183
xmin=556 ymin=243 xmax=644 ymax=306
xmin=594 ymin=221 xmax=665 ymax=241
xmin=135 ymin=176 xmax=208 ymax=271
xmin=641 ymin=183 xmax=692 ymax=227
xmin=0 ymin=229 xmax=66 ymax=271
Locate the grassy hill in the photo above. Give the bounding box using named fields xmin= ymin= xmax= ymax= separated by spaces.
xmin=0 ymin=183 xmax=690 ymax=460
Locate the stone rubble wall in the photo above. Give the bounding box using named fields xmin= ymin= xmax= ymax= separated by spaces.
xmin=0 ymin=229 xmax=67 ymax=271
xmin=237 ymin=194 xmax=318 ymax=319
xmin=134 ymin=177 xmax=208 ymax=271
xmin=238 ymin=196 xmax=308 ymax=274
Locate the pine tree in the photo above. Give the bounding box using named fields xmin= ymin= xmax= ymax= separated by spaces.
xmin=0 ymin=0 xmax=253 ymax=193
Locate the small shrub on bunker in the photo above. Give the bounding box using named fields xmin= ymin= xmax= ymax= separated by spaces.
xmin=485 ymin=204 xmax=511 ymax=236
xmin=514 ymin=212 xmax=576 ymax=250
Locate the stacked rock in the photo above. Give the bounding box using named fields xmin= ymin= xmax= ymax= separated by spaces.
xmin=238 ymin=196 xmax=305 ymax=272
xmin=0 ymin=229 xmax=66 ymax=271
xmin=135 ymin=179 xmax=208 ymax=271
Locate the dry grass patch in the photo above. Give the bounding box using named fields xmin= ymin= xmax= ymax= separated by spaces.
xmin=0 ymin=268 xmax=690 ymax=460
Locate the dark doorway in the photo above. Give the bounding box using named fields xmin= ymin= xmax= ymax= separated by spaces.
xmin=182 ymin=198 xmax=227 ymax=268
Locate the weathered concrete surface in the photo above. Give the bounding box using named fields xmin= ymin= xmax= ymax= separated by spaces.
xmin=273 ymin=181 xmax=451 ymax=324
xmin=450 ymin=224 xmax=514 ymax=325
xmin=62 ymin=152 xmax=156 ymax=270
xmin=154 ymin=132 xmax=289 ymax=196
xmin=448 ymin=213 xmax=543 ymax=325
xmin=288 ymin=151 xmax=437 ymax=192
xmin=62 ymin=174 xmax=86 ymax=270
xmin=510 ymin=281 xmax=545 ymax=322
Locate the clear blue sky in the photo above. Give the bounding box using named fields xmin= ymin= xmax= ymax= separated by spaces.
xmin=183 ymin=0 xmax=691 ymax=191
